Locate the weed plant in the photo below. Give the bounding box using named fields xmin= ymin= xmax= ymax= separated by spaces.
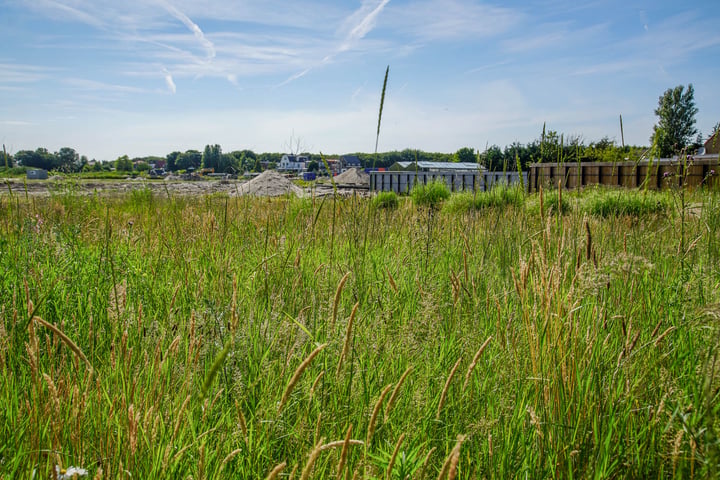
xmin=0 ymin=186 xmax=719 ymax=478
xmin=410 ymin=179 xmax=451 ymax=208
xmin=371 ymin=191 xmax=399 ymax=210
xmin=583 ymin=187 xmax=668 ymax=217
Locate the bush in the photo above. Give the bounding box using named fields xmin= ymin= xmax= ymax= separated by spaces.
xmin=411 ymin=179 xmax=450 ymax=208
xmin=372 ymin=191 xmax=399 ymax=209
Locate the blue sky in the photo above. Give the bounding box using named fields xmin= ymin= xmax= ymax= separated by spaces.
xmin=1 ymin=0 xmax=719 ymax=160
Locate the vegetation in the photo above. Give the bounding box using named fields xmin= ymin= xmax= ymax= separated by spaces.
xmin=410 ymin=179 xmax=451 ymax=208
xmin=651 ymin=84 xmax=699 ymax=158
xmin=371 ymin=191 xmax=399 ymax=209
xmin=1 ymin=185 xmax=718 ymax=478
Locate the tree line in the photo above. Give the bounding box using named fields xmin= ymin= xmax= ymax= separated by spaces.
xmin=3 ymin=84 xmax=716 ymax=174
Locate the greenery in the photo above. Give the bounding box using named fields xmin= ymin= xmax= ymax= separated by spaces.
xmin=371 ymin=190 xmax=399 ymax=209
xmin=410 ymin=179 xmax=451 ymax=208
xmin=651 ymin=84 xmax=698 ymax=157
xmin=584 ymin=188 xmax=669 ymax=217
xmin=1 ymin=186 xmax=719 ymax=479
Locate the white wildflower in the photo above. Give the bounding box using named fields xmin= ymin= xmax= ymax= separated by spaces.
xmin=56 ymin=465 xmax=88 ymax=479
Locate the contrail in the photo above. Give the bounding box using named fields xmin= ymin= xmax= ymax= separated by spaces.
xmin=158 ymin=0 xmax=216 ymax=62
xmin=279 ymin=0 xmax=390 ymax=87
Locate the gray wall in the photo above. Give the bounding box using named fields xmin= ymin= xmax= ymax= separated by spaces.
xmin=370 ymin=171 xmax=527 ymax=193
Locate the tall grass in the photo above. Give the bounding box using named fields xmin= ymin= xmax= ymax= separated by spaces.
xmin=0 ymin=186 xmax=719 ymax=478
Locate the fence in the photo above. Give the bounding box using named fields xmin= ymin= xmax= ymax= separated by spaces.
xmin=370 ymin=171 xmax=527 ymax=193
xmin=527 ymin=156 xmax=720 ymax=192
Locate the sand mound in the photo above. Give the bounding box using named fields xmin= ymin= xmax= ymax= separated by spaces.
xmin=235 ymin=171 xmax=303 ymax=197
xmin=334 ymin=168 xmax=369 ymax=186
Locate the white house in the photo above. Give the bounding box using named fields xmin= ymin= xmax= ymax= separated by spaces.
xmin=279 ymin=154 xmax=308 ymax=172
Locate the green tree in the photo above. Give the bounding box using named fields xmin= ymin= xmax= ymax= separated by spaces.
xmin=166 ymin=151 xmax=181 ymax=171
xmin=15 ymin=148 xmax=55 ymax=170
xmin=306 ymin=160 xmax=319 ymax=172
xmin=481 ymin=145 xmax=504 ymax=171
xmin=202 ymin=144 xmax=222 ymax=171
xmin=56 ymin=147 xmax=80 ymax=172
xmin=176 ymin=150 xmax=202 ymax=171
xmin=134 ymin=161 xmax=151 ymax=172
xmin=650 ymin=84 xmax=698 ymax=157
xmin=115 ymin=155 xmax=133 ymax=171
xmin=454 ymin=147 xmax=476 ymax=163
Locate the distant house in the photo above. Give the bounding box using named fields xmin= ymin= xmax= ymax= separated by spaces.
xmin=278 ymin=154 xmax=308 ymax=172
xmin=340 ymin=155 xmax=362 ymax=169
xmin=319 ymin=159 xmax=342 ymax=175
xmin=704 ymin=131 xmax=720 ymax=155
xmin=389 ymin=161 xmax=486 ymax=172
xmin=27 ymin=169 xmax=48 ymax=180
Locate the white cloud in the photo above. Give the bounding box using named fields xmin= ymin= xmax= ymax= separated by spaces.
xmin=163 ymin=69 xmax=177 ymax=93
xmin=387 ymin=0 xmax=520 ymax=41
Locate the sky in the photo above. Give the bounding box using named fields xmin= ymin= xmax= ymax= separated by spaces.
xmin=1 ymin=0 xmax=719 ymax=161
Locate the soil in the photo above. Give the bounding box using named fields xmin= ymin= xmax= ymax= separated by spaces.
xmin=1 ymin=171 xmax=368 ymax=198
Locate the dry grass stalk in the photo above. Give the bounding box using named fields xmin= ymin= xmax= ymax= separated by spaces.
xmin=337 ymin=302 xmax=360 ymax=376
xmin=436 ymin=434 xmax=466 ymax=480
xmin=265 ymin=461 xmax=287 ymax=480
xmin=332 ymin=272 xmax=351 ymax=329
xmin=278 ymin=343 xmax=327 ymax=413
xmin=437 ymin=356 xmax=463 ymax=420
xmin=33 ymin=316 xmax=93 ymax=373
xmin=385 ymin=366 xmax=413 ymax=422
xmin=235 ymin=400 xmax=248 ymax=444
xmin=366 ymin=384 xmax=393 ymax=446
xmin=418 ymin=447 xmax=436 ymax=479
xmin=654 ymin=326 xmax=676 ymax=346
xmin=320 ymin=439 xmax=364 ymax=451
xmin=336 ymin=424 xmax=353 ymax=479
xmin=220 ymin=449 xmax=243 ymax=472
xmin=314 ymin=412 xmax=322 ymax=445
xmin=386 ymin=433 xmax=406 ymax=480
xmin=300 ymin=437 xmax=325 ymax=480
xmin=173 ymin=394 xmax=192 ymax=440
xmin=386 ymin=267 xmax=398 ymax=294
xmin=463 ymin=336 xmax=493 ymax=392
xmin=310 ymin=370 xmax=325 ymax=400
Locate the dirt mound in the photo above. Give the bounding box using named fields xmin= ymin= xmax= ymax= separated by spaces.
xmin=334 ymin=168 xmax=369 ymax=186
xmin=235 ymin=171 xmax=303 ymax=197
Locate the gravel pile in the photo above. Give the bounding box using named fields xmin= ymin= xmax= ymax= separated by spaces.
xmin=333 ymin=168 xmax=369 ymax=186
xmin=234 ymin=171 xmax=303 ymax=197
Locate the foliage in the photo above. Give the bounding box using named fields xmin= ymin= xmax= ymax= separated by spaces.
xmin=176 ymin=150 xmax=202 ymax=171
xmin=202 ymin=144 xmax=223 ymax=171
xmin=410 ymin=179 xmax=450 ymax=208
xmin=443 ymin=185 xmax=525 ymax=213
xmin=583 ymin=188 xmax=669 ymax=217
xmin=454 ymin=147 xmax=476 ymax=163
xmin=114 ymin=155 xmax=133 ymax=172
xmin=371 ymin=191 xmax=399 ymax=209
xmin=651 ymin=84 xmax=698 ymax=157
xmin=0 ymin=187 xmax=719 ymax=478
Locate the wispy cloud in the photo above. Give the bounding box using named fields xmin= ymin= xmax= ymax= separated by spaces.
xmin=163 ymin=69 xmax=177 ymax=94
xmin=388 ymin=0 xmax=520 ymax=41
xmin=0 ymin=62 xmax=53 ymax=83
xmin=157 ymin=0 xmax=216 ymax=62
xmin=279 ymin=0 xmax=391 ymax=86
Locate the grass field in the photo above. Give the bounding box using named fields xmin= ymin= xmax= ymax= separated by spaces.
xmin=1 ymin=184 xmax=719 ymax=479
